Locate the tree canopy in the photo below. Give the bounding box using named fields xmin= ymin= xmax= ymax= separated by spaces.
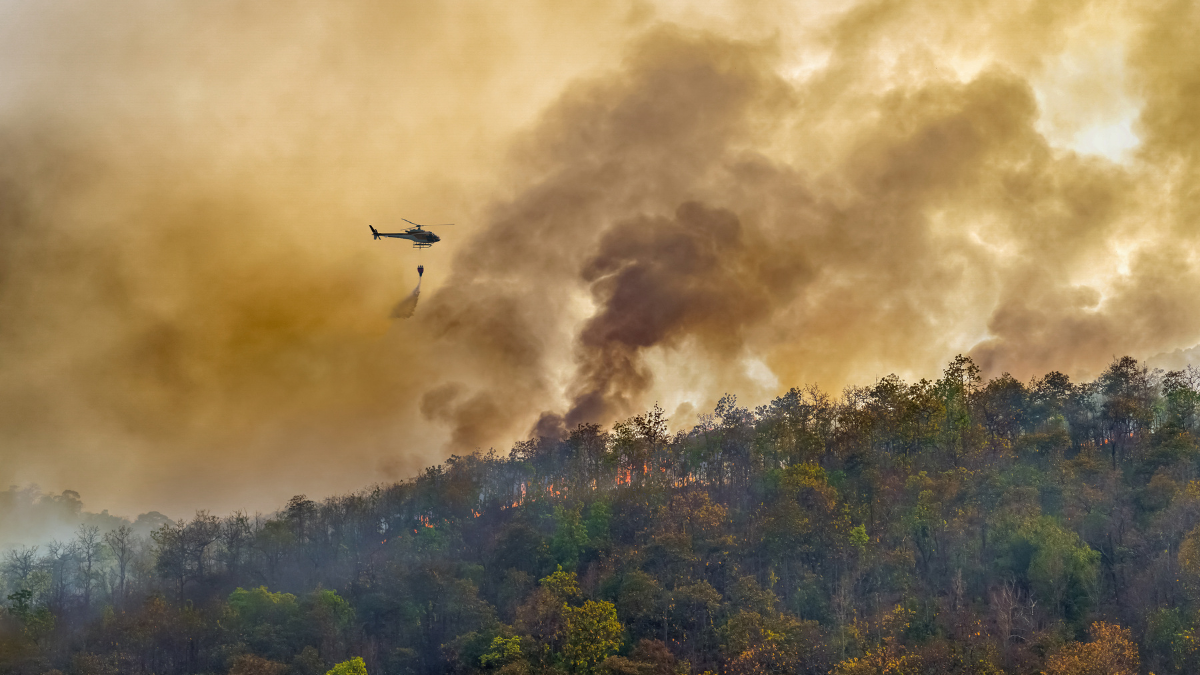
xmin=3 ymin=355 xmax=1200 ymax=674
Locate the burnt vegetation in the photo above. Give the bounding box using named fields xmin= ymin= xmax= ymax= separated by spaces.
xmin=5 ymin=355 xmax=1200 ymax=674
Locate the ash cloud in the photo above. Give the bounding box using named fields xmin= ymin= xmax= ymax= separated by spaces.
xmin=5 ymin=0 xmax=1200 ymax=518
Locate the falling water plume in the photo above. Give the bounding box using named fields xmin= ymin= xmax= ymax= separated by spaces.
xmin=391 ymin=269 xmax=423 ymax=319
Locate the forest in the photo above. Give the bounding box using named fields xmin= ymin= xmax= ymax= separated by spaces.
xmin=4 ymin=355 xmax=1200 ymax=674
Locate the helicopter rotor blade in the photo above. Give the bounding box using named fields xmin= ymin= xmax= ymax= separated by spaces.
xmin=402 ymin=218 xmax=455 ymax=228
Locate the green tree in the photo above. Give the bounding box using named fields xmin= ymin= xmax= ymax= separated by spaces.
xmin=563 ymin=600 xmax=623 ymax=675
xmin=227 ymin=586 xmax=302 ymax=659
xmin=541 ymin=565 xmax=581 ymax=601
xmin=551 ymin=507 xmax=589 ymax=568
xmin=481 ymin=635 xmax=523 ymax=668
xmin=228 ymin=586 xmax=300 ymax=625
xmin=995 ymin=517 xmax=1099 ymax=622
xmin=6 ymin=589 xmax=54 ymax=643
xmin=326 ymin=656 xmax=369 ymax=675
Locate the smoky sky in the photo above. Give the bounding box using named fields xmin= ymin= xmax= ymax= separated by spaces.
xmin=2 ymin=0 xmax=1200 ymax=518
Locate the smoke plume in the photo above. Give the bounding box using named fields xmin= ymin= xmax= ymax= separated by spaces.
xmin=4 ymin=0 xmax=1200 ymax=516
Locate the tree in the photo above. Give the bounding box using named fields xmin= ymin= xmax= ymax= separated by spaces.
xmin=103 ymin=525 xmax=134 ymax=606
xmin=563 ymin=600 xmax=623 ymax=675
xmin=227 ymin=586 xmax=302 ymax=659
xmin=6 ymin=588 xmax=55 ymax=644
xmin=976 ymin=372 xmax=1028 ymax=447
xmin=541 ymin=565 xmax=581 ymax=601
xmin=1098 ymin=356 xmax=1154 ymax=468
xmin=74 ymin=524 xmax=103 ymax=611
xmin=43 ymin=540 xmax=75 ymax=611
xmin=183 ymin=510 xmax=221 ymax=582
xmin=1 ymin=546 xmax=39 ymax=590
xmin=551 ymin=507 xmax=589 ymax=568
xmin=1177 ymin=522 xmax=1200 ymax=596
xmin=307 ymin=588 xmax=356 ymax=662
xmin=938 ymin=354 xmax=982 ymax=463
xmin=723 ymin=609 xmax=827 ymax=675
xmin=230 ymin=654 xmax=289 ymax=675
xmin=326 ymin=657 xmax=369 ymax=675
xmin=1043 ymin=622 xmax=1139 ymax=675
xmin=220 ymin=511 xmax=253 ymax=578
xmin=152 ymin=520 xmax=187 ymax=600
xmin=994 ymin=517 xmax=1099 ymax=622
xmin=480 ymin=635 xmax=523 ymax=669
xmin=288 ymin=495 xmax=318 ymax=542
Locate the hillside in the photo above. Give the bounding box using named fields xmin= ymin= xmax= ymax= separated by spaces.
xmin=2 ymin=355 xmax=1196 ymax=674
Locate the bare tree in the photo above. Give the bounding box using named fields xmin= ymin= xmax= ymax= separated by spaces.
xmin=184 ymin=511 xmax=221 ymax=582
xmin=2 ymin=545 xmax=39 ymax=590
xmin=43 ymin=540 xmax=75 ymax=611
xmin=991 ymin=580 xmax=1037 ymax=667
xmin=103 ymin=524 xmax=135 ymax=606
xmin=129 ymin=534 xmax=156 ymax=599
xmin=286 ymin=495 xmax=317 ymax=542
xmin=219 ymin=511 xmax=252 ymax=578
xmin=75 ymin=524 xmax=103 ymax=611
xmin=152 ymin=520 xmax=187 ymax=601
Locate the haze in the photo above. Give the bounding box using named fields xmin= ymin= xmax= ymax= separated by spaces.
xmin=2 ymin=0 xmax=1199 ymax=521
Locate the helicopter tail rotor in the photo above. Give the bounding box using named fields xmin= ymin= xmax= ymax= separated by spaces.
xmin=369 ymin=225 xmax=381 ymax=240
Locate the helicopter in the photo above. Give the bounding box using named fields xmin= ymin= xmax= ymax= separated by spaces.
xmin=369 ymin=219 xmax=451 ymax=249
